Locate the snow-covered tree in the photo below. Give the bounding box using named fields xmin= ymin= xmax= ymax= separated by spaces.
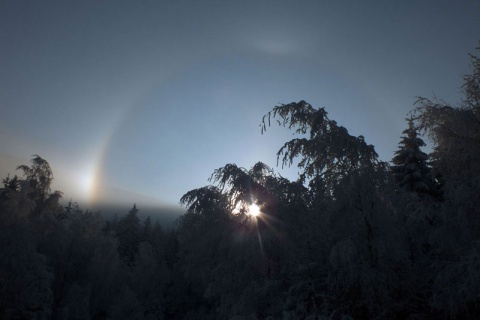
xmin=409 ymin=44 xmax=480 ymax=317
xmin=391 ymin=117 xmax=433 ymax=194
xmin=0 ymin=215 xmax=54 ymax=319
xmin=325 ymin=166 xmax=409 ymax=319
xmin=261 ymin=101 xmax=380 ymax=194
xmin=414 ymin=46 xmax=480 ymax=186
xmin=132 ymin=241 xmax=169 ymax=319
xmin=413 ymin=46 xmax=480 ymax=239
xmin=142 ymin=215 xmax=153 ymax=243
xmin=16 ymin=155 xmax=63 ymax=216
xmin=116 ymin=204 xmax=141 ymax=267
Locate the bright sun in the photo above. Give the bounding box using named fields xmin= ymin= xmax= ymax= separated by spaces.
xmin=248 ymin=204 xmax=261 ymax=217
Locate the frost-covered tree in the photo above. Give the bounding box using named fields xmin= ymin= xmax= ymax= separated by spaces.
xmin=142 ymin=215 xmax=153 ymax=243
xmin=0 ymin=217 xmax=54 ymax=319
xmin=132 ymin=241 xmax=169 ymax=320
xmin=413 ymin=46 xmax=480 ymax=238
xmin=409 ymin=44 xmax=480 ymax=317
xmin=0 ymin=175 xmax=25 ymax=219
xmin=177 ymin=163 xmax=295 ymax=318
xmin=174 ymin=101 xmax=402 ymax=319
xmin=87 ymin=232 xmax=123 ymax=319
xmin=116 ymin=204 xmax=141 ymax=267
xmin=0 ymin=174 xmax=20 ymax=199
xmin=414 ymin=46 xmax=480 ymax=185
xmin=16 ymin=155 xmax=63 ymax=216
xmin=16 ymin=155 xmax=53 ymax=199
xmin=391 ymin=117 xmax=433 ymax=194
xmin=171 ymin=186 xmax=229 ymax=318
xmin=325 ymin=166 xmax=410 ymax=318
xmin=261 ymin=101 xmax=380 ymax=195
xmin=259 ymin=101 xmax=398 ymax=318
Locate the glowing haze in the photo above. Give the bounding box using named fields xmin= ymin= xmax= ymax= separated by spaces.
xmin=1 ymin=1 xmax=479 ymax=212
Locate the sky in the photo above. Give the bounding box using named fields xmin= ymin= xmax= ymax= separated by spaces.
xmin=1 ymin=0 xmax=479 ymax=215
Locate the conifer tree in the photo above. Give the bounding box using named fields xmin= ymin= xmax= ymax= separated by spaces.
xmin=391 ymin=117 xmax=432 ymax=194
xmin=116 ymin=204 xmax=141 ymax=267
xmin=142 ymin=216 xmax=153 ymax=243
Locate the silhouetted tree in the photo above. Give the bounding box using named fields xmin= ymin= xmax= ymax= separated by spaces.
xmin=391 ymin=117 xmax=433 ymax=194
xmin=414 ymin=45 xmax=480 ymax=185
xmin=16 ymin=155 xmax=63 ymax=216
xmin=406 ymin=46 xmax=480 ymax=318
xmin=0 ymin=174 xmax=20 ymax=198
xmin=261 ymin=101 xmax=381 ymax=195
xmin=116 ymin=204 xmax=141 ymax=267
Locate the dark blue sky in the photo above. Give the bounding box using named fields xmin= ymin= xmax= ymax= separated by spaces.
xmin=1 ymin=0 xmax=479 ymax=210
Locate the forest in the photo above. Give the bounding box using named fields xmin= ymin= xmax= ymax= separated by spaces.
xmin=1 ymin=47 xmax=480 ymax=320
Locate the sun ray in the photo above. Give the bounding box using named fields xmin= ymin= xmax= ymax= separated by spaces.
xmin=254 ymin=217 xmax=264 ymax=255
